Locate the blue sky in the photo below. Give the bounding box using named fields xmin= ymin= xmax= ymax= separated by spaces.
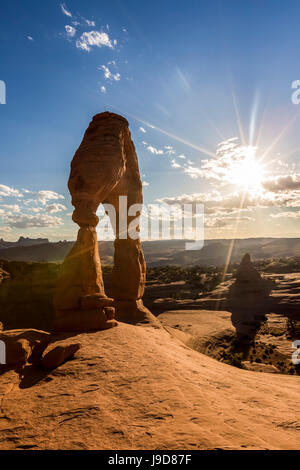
xmin=1 ymin=0 xmax=300 ymax=241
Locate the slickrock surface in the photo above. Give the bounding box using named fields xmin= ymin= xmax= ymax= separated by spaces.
xmin=158 ymin=310 xmax=236 ymax=359
xmin=149 ymin=273 xmax=300 ymax=318
xmin=0 ymin=323 xmax=299 ymax=450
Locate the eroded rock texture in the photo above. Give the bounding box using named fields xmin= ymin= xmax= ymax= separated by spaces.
xmin=54 ymin=112 xmax=154 ymax=331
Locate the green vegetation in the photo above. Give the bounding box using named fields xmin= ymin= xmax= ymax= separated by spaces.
xmin=221 ymin=350 xmax=244 ymax=368
xmin=286 ymin=319 xmax=300 ymax=339
xmin=147 ymin=265 xmax=223 ymax=292
xmin=0 ymin=260 xmax=60 ymax=330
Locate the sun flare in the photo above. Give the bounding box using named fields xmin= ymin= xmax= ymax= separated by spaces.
xmin=228 ymin=146 xmax=265 ymax=192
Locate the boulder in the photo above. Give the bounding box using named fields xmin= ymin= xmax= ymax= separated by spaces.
xmin=41 ymin=341 xmax=81 ymax=369
xmin=0 ymin=329 xmax=50 ymax=366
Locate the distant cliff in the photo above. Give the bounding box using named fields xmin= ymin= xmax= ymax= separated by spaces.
xmin=0 ymin=236 xmax=49 ymax=250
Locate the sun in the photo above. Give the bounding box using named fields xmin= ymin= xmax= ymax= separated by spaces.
xmin=229 ymin=146 xmax=265 ymax=192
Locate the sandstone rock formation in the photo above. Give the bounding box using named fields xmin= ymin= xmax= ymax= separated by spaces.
xmin=0 ymin=329 xmax=50 ymax=366
xmin=54 ymin=112 xmax=155 ymax=331
xmin=227 ymin=253 xmax=275 ymax=335
xmin=232 ymin=253 xmax=274 ymax=294
xmin=235 ymin=253 xmax=261 ymax=282
xmin=41 ymin=340 xmax=81 ymax=369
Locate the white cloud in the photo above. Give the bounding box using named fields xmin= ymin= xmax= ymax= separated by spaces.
xmin=262 ymin=174 xmax=300 ymax=192
xmin=60 ymin=3 xmax=72 ymax=17
xmin=159 ymin=187 xmax=300 ymax=217
xmin=146 ymin=145 xmax=164 ymax=155
xmin=100 ymin=85 xmax=106 ymax=93
xmin=139 ymin=127 xmax=146 ymax=133
xmin=0 ymin=204 xmax=20 ymax=215
xmin=204 ymin=215 xmax=253 ymax=229
xmin=178 ymin=154 xmax=186 ymax=159
xmin=184 ymin=165 xmax=202 ymax=179
xmin=0 ymin=185 xmax=23 ymax=198
xmin=100 ymin=65 xmax=120 ymax=81
xmin=142 ymin=181 xmax=149 ymax=187
xmin=65 ymin=25 xmax=76 ymax=37
xmin=0 ymin=226 xmax=11 ymax=234
xmin=37 ymin=190 xmax=65 ymax=205
xmin=27 ymin=36 xmax=34 ymax=41
xmin=46 ymin=203 xmax=67 ymax=214
xmin=270 ymin=211 xmax=300 ymax=219
xmin=164 ymin=145 xmax=175 ymax=155
xmin=171 ymin=159 xmax=181 ymax=169
xmin=85 ymin=19 xmax=96 ymax=27
xmin=76 ymin=31 xmax=115 ymax=51
xmin=205 ymin=217 xmax=228 ymax=228
xmin=8 ymin=214 xmax=63 ymax=229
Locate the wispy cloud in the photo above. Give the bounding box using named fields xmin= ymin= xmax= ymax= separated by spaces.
xmin=183 ymin=165 xmax=202 ymax=179
xmin=270 ymin=211 xmax=300 ymax=219
xmin=164 ymin=145 xmax=175 ymax=155
xmin=8 ymin=214 xmax=63 ymax=229
xmin=85 ymin=19 xmax=95 ymax=27
xmin=176 ymin=67 xmax=190 ymax=89
xmin=0 ymin=185 xmax=23 ymax=198
xmin=171 ymin=159 xmax=181 ymax=169
xmin=139 ymin=127 xmax=147 ymax=133
xmin=46 ymin=203 xmax=67 ymax=214
xmin=60 ymin=3 xmax=72 ymax=17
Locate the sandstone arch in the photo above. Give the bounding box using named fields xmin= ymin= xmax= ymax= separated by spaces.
xmin=53 ymin=112 xmax=154 ymax=331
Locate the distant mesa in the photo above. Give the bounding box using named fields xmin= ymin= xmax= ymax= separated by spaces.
xmin=0 ymin=237 xmax=49 ymax=250
xmin=17 ymin=236 xmax=49 ymax=247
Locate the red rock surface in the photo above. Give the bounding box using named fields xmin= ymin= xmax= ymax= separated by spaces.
xmin=0 ymin=323 xmax=299 ymax=450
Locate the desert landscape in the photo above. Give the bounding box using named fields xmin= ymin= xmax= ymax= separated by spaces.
xmin=0 ymin=253 xmax=299 ymax=449
xmin=0 ymin=123 xmax=299 ymax=449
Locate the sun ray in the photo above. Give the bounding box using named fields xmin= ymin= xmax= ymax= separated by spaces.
xmin=231 ymin=87 xmax=246 ymax=146
xmin=249 ymin=90 xmax=260 ymax=146
xmin=261 ymin=111 xmax=300 ymax=161
xmin=106 ymin=105 xmax=216 ymax=158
